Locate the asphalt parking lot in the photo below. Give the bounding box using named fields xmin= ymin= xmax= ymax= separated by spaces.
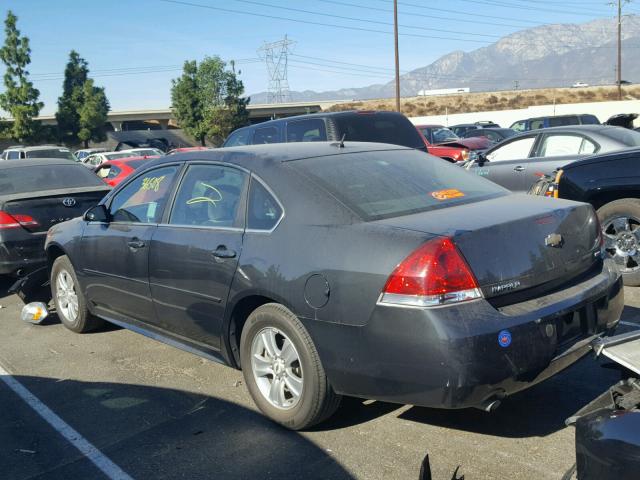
xmin=1 ymin=279 xmax=639 ymax=480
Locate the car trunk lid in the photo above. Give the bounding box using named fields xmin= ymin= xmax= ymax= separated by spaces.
xmin=1 ymin=186 xmax=110 ymax=233
xmin=376 ymin=194 xmax=601 ymax=300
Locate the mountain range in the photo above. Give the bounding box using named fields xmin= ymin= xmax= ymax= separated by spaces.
xmin=248 ymin=16 xmax=640 ymax=103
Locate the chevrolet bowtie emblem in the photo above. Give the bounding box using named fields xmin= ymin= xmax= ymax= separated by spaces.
xmin=545 ymin=233 xmax=564 ymax=248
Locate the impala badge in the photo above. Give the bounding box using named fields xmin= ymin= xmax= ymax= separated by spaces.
xmin=62 ymin=198 xmax=76 ymax=207
xmin=545 ymin=233 xmax=563 ymax=248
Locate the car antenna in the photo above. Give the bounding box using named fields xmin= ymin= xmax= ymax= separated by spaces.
xmin=331 ymin=134 xmax=346 ymax=149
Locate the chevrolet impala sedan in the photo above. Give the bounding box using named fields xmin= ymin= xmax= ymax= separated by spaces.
xmin=44 ymin=142 xmax=623 ymax=429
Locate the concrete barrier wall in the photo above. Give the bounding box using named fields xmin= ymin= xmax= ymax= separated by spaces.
xmin=408 ymin=99 xmax=640 ymax=128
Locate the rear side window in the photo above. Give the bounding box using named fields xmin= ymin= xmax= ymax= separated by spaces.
xmin=225 ymin=128 xmax=252 ymax=147
xmin=291 ymin=149 xmax=507 ymax=221
xmin=538 ymin=134 xmax=596 ymax=157
xmin=0 ymin=164 xmax=105 ymax=194
xmin=253 ymin=126 xmax=279 ymax=144
xmin=25 ymin=148 xmax=75 ymax=160
xmin=170 ymin=165 xmax=247 ymax=228
xmin=335 ymin=113 xmax=425 ymax=149
xmin=286 ymin=119 xmax=327 ymax=142
xmin=580 ymin=114 xmax=600 ymax=125
xmin=530 ymin=119 xmax=544 ymax=130
xmin=247 ymin=179 xmax=283 ymax=230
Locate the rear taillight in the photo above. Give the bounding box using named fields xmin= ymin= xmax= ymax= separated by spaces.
xmin=0 ymin=211 xmax=39 ymax=229
xmin=379 ymin=237 xmax=482 ymax=307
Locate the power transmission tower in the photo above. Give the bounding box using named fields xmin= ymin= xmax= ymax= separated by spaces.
xmin=258 ymin=36 xmax=295 ymax=104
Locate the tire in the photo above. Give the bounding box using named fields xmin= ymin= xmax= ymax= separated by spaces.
xmin=597 ymin=198 xmax=640 ymax=286
xmin=51 ymin=255 xmax=104 ymax=333
xmin=240 ymin=303 xmax=341 ymax=430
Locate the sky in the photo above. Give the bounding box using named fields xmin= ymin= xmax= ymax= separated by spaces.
xmin=0 ymin=0 xmax=630 ymax=115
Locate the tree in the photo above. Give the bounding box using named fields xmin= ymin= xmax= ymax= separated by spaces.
xmin=55 ymin=50 xmax=88 ymax=145
xmin=171 ymin=56 xmax=249 ymax=146
xmin=0 ymin=11 xmax=43 ymax=143
xmin=77 ymin=79 xmax=109 ymax=148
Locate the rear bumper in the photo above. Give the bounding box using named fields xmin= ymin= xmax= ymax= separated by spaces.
xmin=0 ymin=234 xmax=47 ymax=275
xmin=302 ymin=258 xmax=623 ymax=409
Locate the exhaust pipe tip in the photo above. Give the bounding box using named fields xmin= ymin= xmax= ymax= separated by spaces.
xmin=476 ymin=398 xmax=502 ymax=413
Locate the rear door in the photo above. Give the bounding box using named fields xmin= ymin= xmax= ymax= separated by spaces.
xmin=79 ymin=164 xmax=181 ymax=324
xmin=148 ymin=163 xmax=248 ymax=348
xmin=521 ymin=133 xmax=598 ymax=191
xmin=472 ymin=134 xmax=538 ymax=191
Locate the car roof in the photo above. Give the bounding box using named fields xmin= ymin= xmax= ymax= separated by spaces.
xmin=0 ymin=158 xmax=77 ymax=169
xmin=145 ymin=142 xmax=409 ymax=170
xmin=15 ymin=145 xmax=70 ymax=151
xmin=233 ymin=110 xmax=407 ymax=132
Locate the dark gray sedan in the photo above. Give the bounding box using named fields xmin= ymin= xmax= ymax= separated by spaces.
xmin=44 ymin=142 xmax=623 ymax=429
xmin=466 ymin=125 xmax=640 ymax=192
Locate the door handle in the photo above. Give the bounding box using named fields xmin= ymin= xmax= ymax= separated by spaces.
xmin=513 ymin=166 xmax=525 ymax=172
xmin=212 ymin=246 xmax=237 ymax=259
xmin=127 ymin=239 xmax=146 ymax=249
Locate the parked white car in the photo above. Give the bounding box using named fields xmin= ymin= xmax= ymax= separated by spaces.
xmin=119 ymin=148 xmax=165 ymax=157
xmin=571 ymin=82 xmax=589 ymax=88
xmin=82 ymin=151 xmax=139 ymax=168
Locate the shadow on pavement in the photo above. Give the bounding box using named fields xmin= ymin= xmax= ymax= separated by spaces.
xmin=1 ymin=375 xmax=355 ymax=480
xmin=0 ymin=275 xmax=17 ymax=301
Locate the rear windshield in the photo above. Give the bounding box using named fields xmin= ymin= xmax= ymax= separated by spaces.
xmin=335 ymin=113 xmax=425 ymax=149
xmin=603 ymin=127 xmax=640 ymax=147
xmin=291 ymin=149 xmax=507 ymax=221
xmin=0 ymin=164 xmax=105 ymax=194
xmin=25 ymin=148 xmax=75 ymax=161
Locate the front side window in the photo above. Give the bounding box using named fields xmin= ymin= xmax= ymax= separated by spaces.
xmin=7 ymin=151 xmax=19 ymax=160
xmin=253 ymin=127 xmax=279 ymax=144
xmin=247 ymin=178 xmax=283 ymax=230
xmin=107 ymin=165 xmax=122 ymax=179
xmin=109 ymin=165 xmax=179 ymax=223
xmin=170 ymin=164 xmax=247 ymax=228
xmin=538 ymin=134 xmax=596 ymax=157
xmin=511 ymin=121 xmax=526 ymax=132
xmin=286 ymin=119 xmax=327 ymax=142
xmin=486 ymin=136 xmax=536 ymax=162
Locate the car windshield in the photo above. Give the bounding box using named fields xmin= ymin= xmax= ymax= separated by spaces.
xmin=603 ymin=128 xmax=640 ymax=147
xmin=291 ymin=149 xmax=507 ymax=221
xmin=420 ymin=127 xmax=459 ymax=144
xmin=0 ymin=164 xmax=105 ymax=194
xmin=24 ymin=148 xmax=76 ymax=161
xmin=105 ymin=152 xmax=135 ymax=160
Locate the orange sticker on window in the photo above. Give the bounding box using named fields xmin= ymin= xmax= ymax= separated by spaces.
xmin=431 ymin=189 xmax=465 ymax=200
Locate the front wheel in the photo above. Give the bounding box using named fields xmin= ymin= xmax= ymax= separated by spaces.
xmin=51 ymin=255 xmax=104 ymax=333
xmin=240 ymin=303 xmax=341 ymax=430
xmin=597 ymin=198 xmax=640 ymax=286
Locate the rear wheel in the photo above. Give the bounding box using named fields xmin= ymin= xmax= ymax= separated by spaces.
xmin=51 ymin=255 xmax=104 ymax=332
xmin=240 ymin=303 xmax=341 ymax=430
xmin=597 ymin=199 xmax=640 ymax=286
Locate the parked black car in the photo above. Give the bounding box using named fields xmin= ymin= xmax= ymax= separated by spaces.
xmin=44 ymin=143 xmax=622 ymax=429
xmin=462 ymin=127 xmax=517 ymax=145
xmin=465 ymin=125 xmax=640 ymax=192
xmin=0 ymin=159 xmax=110 ymax=276
xmin=451 ymin=121 xmax=501 ymax=137
xmin=530 ymin=147 xmax=640 ymax=286
xmin=222 ymin=110 xmax=428 ymax=152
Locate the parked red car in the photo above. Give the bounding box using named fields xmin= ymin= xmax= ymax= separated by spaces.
xmin=415 ymin=124 xmax=490 ymax=162
xmin=94 ymin=156 xmax=158 ymax=187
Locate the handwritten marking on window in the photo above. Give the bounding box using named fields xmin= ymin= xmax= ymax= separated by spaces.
xmin=141 ymin=176 xmax=166 ymax=192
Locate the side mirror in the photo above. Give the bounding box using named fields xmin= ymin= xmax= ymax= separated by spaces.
xmin=476 ymin=153 xmax=487 ymax=166
xmin=84 ymin=204 xmax=109 ymax=222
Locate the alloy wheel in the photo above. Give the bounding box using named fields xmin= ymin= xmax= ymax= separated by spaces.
xmin=56 ymin=269 xmax=79 ymax=322
xmin=250 ymin=327 xmax=303 ymax=410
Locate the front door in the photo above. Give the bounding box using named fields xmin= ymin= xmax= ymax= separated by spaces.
xmin=474 ymin=135 xmax=538 ymax=191
xmin=149 ymin=164 xmax=249 ymax=348
xmin=80 ymin=165 xmax=181 ymax=323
